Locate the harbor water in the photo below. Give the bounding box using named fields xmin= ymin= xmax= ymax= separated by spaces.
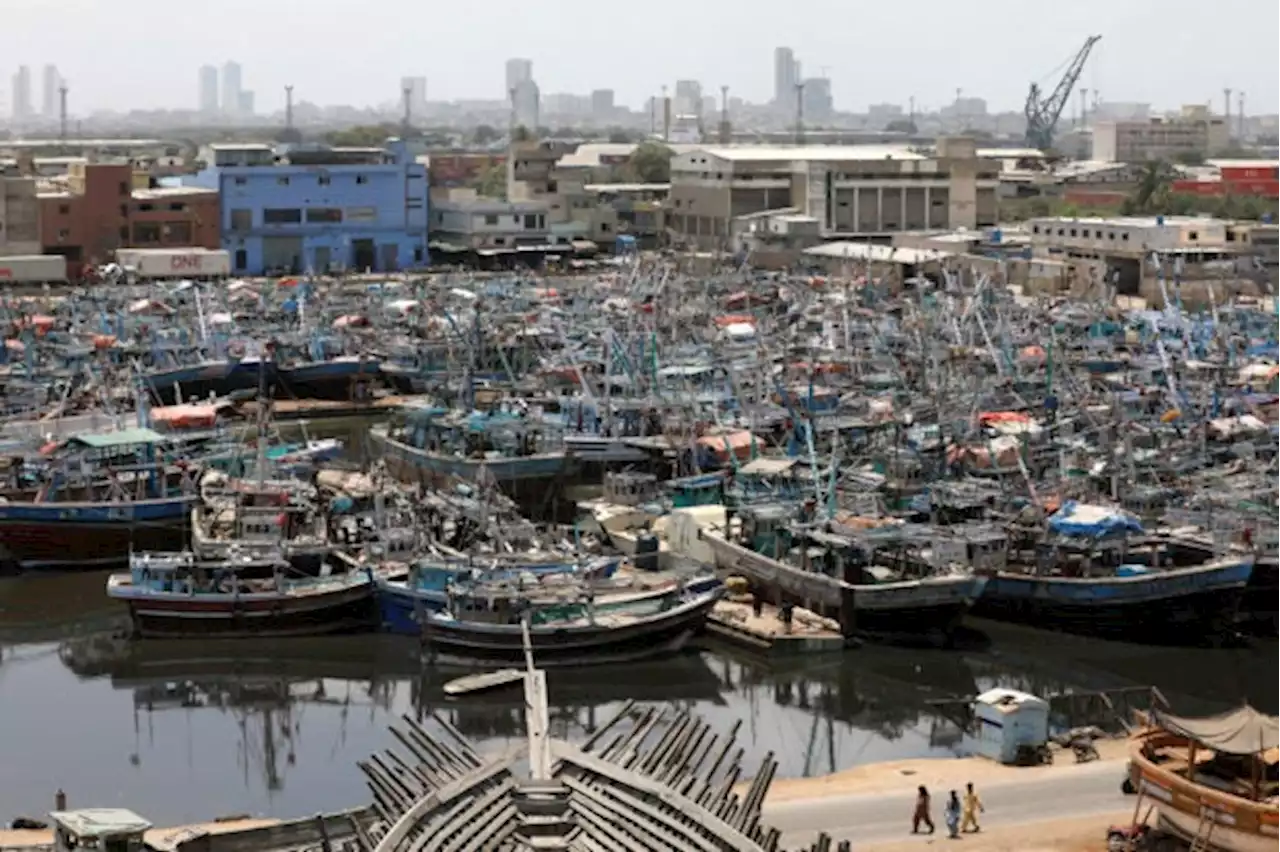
xmin=1 ymin=567 xmax=1274 ymax=824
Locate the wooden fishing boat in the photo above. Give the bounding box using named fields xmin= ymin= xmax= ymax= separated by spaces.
xmin=1127 ymin=706 xmax=1278 ymax=852
xmin=106 ymin=550 xmax=382 ymax=638
xmin=416 ymin=585 xmax=720 ymax=667
xmin=699 ymin=503 xmax=988 ymax=646
xmin=442 ymin=668 xmax=524 ymax=696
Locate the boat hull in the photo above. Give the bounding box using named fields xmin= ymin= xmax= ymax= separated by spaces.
xmin=701 ymin=530 xmax=985 ymax=646
xmin=0 ymin=498 xmax=194 ymax=572
xmin=1240 ymin=556 xmax=1277 ymax=635
xmin=372 ymin=427 xmax=575 ymax=487
xmin=973 ymin=560 xmax=1252 ymax=644
xmin=109 ymin=577 xmax=378 ymax=638
xmin=417 ymin=593 xmax=719 ymax=667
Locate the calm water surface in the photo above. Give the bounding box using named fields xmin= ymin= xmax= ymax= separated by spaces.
xmin=1 ymin=568 xmax=1273 ymax=824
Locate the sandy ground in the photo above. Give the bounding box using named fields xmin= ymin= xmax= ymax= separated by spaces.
xmin=758 ymin=737 xmax=1130 ymax=804
xmin=851 ymin=809 xmax=1135 ymax=852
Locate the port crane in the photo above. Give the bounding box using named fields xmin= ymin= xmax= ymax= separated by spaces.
xmin=1023 ymin=35 xmax=1101 ymax=150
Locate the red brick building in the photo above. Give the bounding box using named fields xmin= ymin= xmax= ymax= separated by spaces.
xmin=39 ymin=162 xmax=219 ymax=276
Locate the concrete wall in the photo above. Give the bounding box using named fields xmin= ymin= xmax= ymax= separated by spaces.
xmin=0 ymin=177 xmax=41 ymax=255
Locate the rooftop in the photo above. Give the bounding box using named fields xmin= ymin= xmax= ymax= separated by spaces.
xmin=132 ymin=186 xmax=216 ymax=200
xmin=1206 ymin=158 xmax=1280 ymax=170
xmin=50 ymin=809 xmax=152 ymax=838
xmin=804 ymin=242 xmax=953 ymax=264
xmin=1028 ymin=214 xmax=1225 ymax=228
xmin=692 ymin=144 xmax=925 ymax=162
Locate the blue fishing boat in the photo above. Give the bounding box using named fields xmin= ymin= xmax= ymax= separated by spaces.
xmin=974 ymin=501 xmax=1253 ymax=644
xmin=0 ymin=427 xmax=198 ymax=573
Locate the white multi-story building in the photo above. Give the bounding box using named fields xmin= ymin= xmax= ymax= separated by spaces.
xmin=504 ymin=58 xmax=533 ymax=96
xmin=10 ymin=66 xmax=32 ymax=120
xmin=41 ymin=65 xmax=60 ymax=117
xmin=1092 ymin=107 xmax=1230 ymax=163
xmin=668 ymin=137 xmax=999 ymax=248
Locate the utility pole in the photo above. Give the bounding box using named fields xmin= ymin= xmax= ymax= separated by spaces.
xmin=908 ymin=95 xmax=916 ymax=128
xmin=58 ymin=83 xmax=69 ymax=150
xmin=1237 ymin=91 xmax=1245 ymax=140
xmin=661 ymin=85 xmax=671 ymax=142
xmin=401 ymin=85 xmax=412 ymax=137
xmin=284 ymin=85 xmax=294 ymax=132
xmin=794 ymin=81 xmax=806 ymax=145
xmin=1222 ymin=87 xmax=1232 ymax=135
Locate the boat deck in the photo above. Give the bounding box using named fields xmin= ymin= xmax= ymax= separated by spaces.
xmin=705 ymin=598 xmax=847 ymax=655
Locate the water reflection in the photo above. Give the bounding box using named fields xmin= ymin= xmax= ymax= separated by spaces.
xmin=1 ymin=568 xmax=1274 ymax=825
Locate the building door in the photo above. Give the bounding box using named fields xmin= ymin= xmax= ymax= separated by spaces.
xmin=378 ymin=243 xmax=399 ymax=272
xmin=351 ymin=239 xmax=376 ymax=272
xmin=312 ymin=245 xmax=331 ymax=274
xmin=234 ymin=249 xmax=248 ymax=271
xmin=262 ymin=236 xmax=304 ymax=275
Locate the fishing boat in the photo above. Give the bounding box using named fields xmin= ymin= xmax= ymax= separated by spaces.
xmin=698 ymin=502 xmax=989 ymax=646
xmin=106 ymin=549 xmax=383 ymax=638
xmin=0 ymin=427 xmax=199 ymax=573
xmin=1127 ymin=705 xmax=1278 ymax=852
xmin=975 ymin=502 xmax=1253 ymax=644
xmin=372 ymin=404 xmax=575 ymax=491
xmin=415 ymin=582 xmax=720 ymax=667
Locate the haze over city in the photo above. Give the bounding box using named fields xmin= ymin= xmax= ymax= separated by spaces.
xmin=2 ymin=0 xmax=1278 ymax=114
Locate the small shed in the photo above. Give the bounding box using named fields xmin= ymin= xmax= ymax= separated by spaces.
xmin=50 ymin=809 xmax=152 ymax=852
xmin=972 ymin=687 xmax=1050 ymax=764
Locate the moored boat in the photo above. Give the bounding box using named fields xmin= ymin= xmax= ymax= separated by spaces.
xmin=107 ymin=549 xmax=383 ymax=638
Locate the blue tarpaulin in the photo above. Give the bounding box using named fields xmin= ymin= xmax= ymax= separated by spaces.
xmin=1047 ymin=501 xmax=1145 ymax=538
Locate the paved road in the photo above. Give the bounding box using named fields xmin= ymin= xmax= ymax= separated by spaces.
xmin=764 ymin=759 xmax=1131 ymax=847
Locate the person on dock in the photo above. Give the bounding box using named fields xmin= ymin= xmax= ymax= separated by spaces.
xmin=961 ymin=781 xmax=984 ymax=833
xmin=944 ymin=790 xmax=962 ymax=838
xmin=911 ymin=785 xmax=935 ymax=835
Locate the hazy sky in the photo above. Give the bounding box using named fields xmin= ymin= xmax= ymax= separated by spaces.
xmin=4 ymin=0 xmax=1278 ymax=114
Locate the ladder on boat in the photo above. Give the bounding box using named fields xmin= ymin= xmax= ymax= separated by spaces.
xmin=1187 ymin=807 xmax=1217 ymax=852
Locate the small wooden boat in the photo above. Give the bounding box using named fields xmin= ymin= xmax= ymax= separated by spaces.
xmin=442 ymin=668 xmax=524 ymax=697
xmin=106 ymin=550 xmax=382 ymax=638
xmin=1127 ymin=706 xmax=1278 ymax=852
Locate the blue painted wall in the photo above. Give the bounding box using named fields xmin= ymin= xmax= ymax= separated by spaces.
xmin=191 ymin=140 xmax=428 ymax=275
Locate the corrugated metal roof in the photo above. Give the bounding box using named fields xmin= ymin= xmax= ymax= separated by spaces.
xmin=690 ymin=144 xmax=924 ymax=162
xmin=803 ymin=242 xmax=953 ymax=264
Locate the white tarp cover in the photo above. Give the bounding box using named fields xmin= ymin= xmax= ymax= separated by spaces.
xmin=1154 ymin=705 xmax=1279 ymax=755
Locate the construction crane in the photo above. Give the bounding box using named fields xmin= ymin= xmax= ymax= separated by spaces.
xmin=1023 ymin=35 xmax=1101 ymax=150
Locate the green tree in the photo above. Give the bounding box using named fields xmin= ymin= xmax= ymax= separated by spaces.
xmin=885 ymin=119 xmax=918 ymax=134
xmin=512 ymin=125 xmax=533 ymax=142
xmin=324 ymin=123 xmax=399 ymax=147
xmin=472 ymin=124 xmax=500 ymax=145
xmin=1172 ymin=150 xmax=1205 ymax=166
xmin=474 ymin=164 xmax=507 ymax=200
xmin=628 ymin=141 xmax=674 ymax=183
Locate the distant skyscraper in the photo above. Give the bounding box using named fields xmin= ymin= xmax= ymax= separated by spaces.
xmin=238 ymin=90 xmax=255 ymax=117
xmin=773 ymin=47 xmax=797 ymax=107
xmin=505 ymin=58 xmax=533 ymax=95
xmin=801 ymin=78 xmax=833 ymax=123
xmin=400 ymin=76 xmax=428 ymax=118
xmin=198 ymin=65 xmax=219 ymax=115
xmin=511 ymin=79 xmax=539 ymax=131
xmin=221 ymin=61 xmax=243 ymax=117
xmin=674 ymin=80 xmax=702 ymax=117
xmin=590 ymin=89 xmax=615 ymax=119
xmin=10 ymin=65 xmax=32 ymax=119
xmin=41 ymin=64 xmax=61 ymax=117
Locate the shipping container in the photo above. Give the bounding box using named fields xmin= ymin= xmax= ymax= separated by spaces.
xmin=0 ymin=255 xmax=69 ymax=284
xmin=115 ymin=248 xmax=231 ymax=278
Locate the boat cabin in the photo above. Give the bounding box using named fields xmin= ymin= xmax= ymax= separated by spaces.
xmin=602 ymin=471 xmax=660 ymax=507
xmin=930 ymin=524 xmax=1009 ymax=574
xmin=49 ymin=809 xmax=151 ymax=852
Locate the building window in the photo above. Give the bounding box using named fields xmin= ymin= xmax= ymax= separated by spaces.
xmin=346 ymin=206 xmax=377 ymax=223
xmin=407 ymin=199 xmax=423 ymax=209
xmin=1032 ymin=225 xmax=1040 ymax=234
xmin=494 ymin=237 xmax=506 ymax=245
xmin=58 ymin=204 xmax=70 ymax=215
xmin=133 ymin=222 xmax=161 ymax=243
xmin=57 ymin=228 xmax=70 ymax=241
xmin=1069 ymin=228 xmax=1077 ymax=237
xmin=119 ymin=182 xmax=129 ymax=196
xmin=120 ymin=205 xmax=129 ymax=218
xmin=318 ymin=174 xmax=330 ymax=186
xmin=137 ymin=203 xmax=155 ymax=212
xmin=230 ymin=208 xmax=252 ymax=231
xmin=169 ymin=202 xmax=185 ymax=212
xmin=1188 ymin=231 xmax=1198 ymax=241
xmin=167 ymin=221 xmax=192 ymax=243
xmin=277 ymin=176 xmax=290 ymax=186
xmin=484 ymin=214 xmax=499 ymax=225
xmin=263 ymin=208 xmax=303 ymax=224
xmin=232 ymin=176 xmax=247 ymax=186
xmin=234 ymin=249 xmax=247 ymax=270
xmin=119 ymin=226 xmax=129 ymax=241
xmin=524 ymin=214 xmax=539 ymax=229
xmin=306 ymin=207 xmax=343 ymax=223
xmin=356 ymin=175 xmax=368 ymax=184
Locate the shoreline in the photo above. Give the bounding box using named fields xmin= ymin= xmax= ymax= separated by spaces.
xmin=756 ymin=737 xmax=1129 ymax=804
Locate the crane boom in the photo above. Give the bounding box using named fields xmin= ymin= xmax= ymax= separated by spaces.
xmin=1024 ymin=35 xmax=1101 ymax=150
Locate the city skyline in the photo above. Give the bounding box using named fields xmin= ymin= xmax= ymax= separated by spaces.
xmin=1 ymin=0 xmax=1276 ymax=116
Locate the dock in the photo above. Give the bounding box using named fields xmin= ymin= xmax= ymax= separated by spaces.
xmin=704 ymin=598 xmax=849 ymax=655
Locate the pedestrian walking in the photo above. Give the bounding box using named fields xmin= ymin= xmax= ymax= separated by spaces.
xmin=961 ymin=781 xmax=984 ymax=833
xmin=944 ymin=790 xmax=962 ymax=838
xmin=911 ymin=785 xmax=935 ymax=835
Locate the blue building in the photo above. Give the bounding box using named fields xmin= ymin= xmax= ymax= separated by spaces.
xmin=191 ymin=139 xmax=427 ymax=275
